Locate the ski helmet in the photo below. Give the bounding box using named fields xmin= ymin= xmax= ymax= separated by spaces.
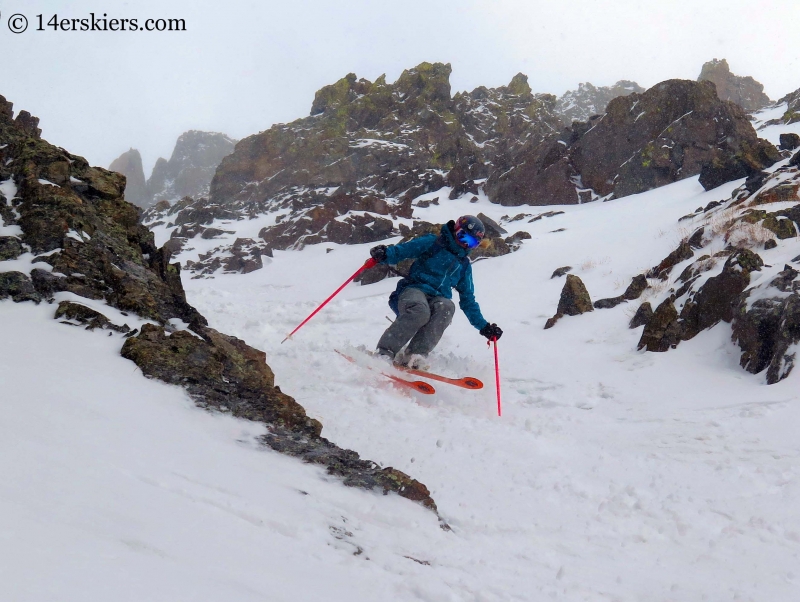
xmin=454 ymin=215 xmax=485 ymax=249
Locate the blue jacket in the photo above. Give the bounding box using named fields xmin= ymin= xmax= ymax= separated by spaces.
xmin=382 ymin=224 xmax=489 ymax=331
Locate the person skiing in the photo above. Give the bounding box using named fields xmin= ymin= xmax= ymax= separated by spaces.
xmin=369 ymin=215 xmax=503 ymax=369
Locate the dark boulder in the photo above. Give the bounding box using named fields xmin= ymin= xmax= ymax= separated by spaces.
xmin=761 ymin=214 xmax=797 ymax=239
xmin=122 ymin=323 xmax=321 ymax=435
xmin=594 ymin=296 xmax=626 ymax=309
xmin=637 ymin=298 xmax=680 ymax=352
xmin=544 ymin=274 xmax=593 ymax=328
xmin=0 ymin=236 xmax=23 ymax=260
xmin=679 ymin=249 xmax=762 ymax=340
xmin=624 ymin=275 xmax=649 ymax=299
xmin=551 ymin=266 xmax=572 ymax=278
xmin=629 ymin=302 xmax=653 ymax=329
xmin=779 ymin=133 xmax=800 ymax=151
xmin=571 ymin=79 xmax=778 ymax=197
xmin=744 ymin=171 xmax=770 ymax=194
xmin=483 ymin=134 xmax=580 ymax=206
xmin=476 ymin=213 xmax=507 ymax=238
xmin=0 ymin=271 xmax=40 ymax=303
xmin=733 ymin=265 xmax=800 ymax=383
xmin=705 ymin=133 xmax=781 ymax=189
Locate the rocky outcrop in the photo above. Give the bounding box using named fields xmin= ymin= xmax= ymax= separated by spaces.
xmin=483 ymin=131 xmax=586 ymax=206
xmin=485 ymin=79 xmax=779 ymax=206
xmin=697 ymin=59 xmax=771 ymax=112
xmin=637 ymin=298 xmax=680 ymax=352
xmin=122 ymin=323 xmax=321 ymax=435
xmin=544 ymin=274 xmax=593 ymax=328
xmin=207 ymin=63 xmax=561 ymax=253
xmin=147 ymin=131 xmax=236 ymax=205
xmin=555 ymin=80 xmax=644 ymax=123
xmin=638 ymin=249 xmax=763 ymax=352
xmin=0 ymin=93 xmax=438 ymax=515
xmin=109 ymin=148 xmax=149 ymax=207
xmin=146 ymin=65 xmax=550 ymax=273
xmin=627 ymin=159 xmax=800 ymax=384
xmin=733 ymin=265 xmax=800 ymax=384
xmin=452 ymin=73 xmax=562 ymax=167
xmin=679 ymin=250 xmax=763 ymax=340
xmin=574 ymin=79 xmax=778 ymax=196
xmin=777 ymin=88 xmax=800 ymax=125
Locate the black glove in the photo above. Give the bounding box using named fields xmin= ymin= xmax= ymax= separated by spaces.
xmin=480 ymin=323 xmax=503 ymax=341
xmin=370 ymin=244 xmax=388 ymax=263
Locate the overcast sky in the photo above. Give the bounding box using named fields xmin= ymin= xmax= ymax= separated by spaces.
xmin=3 ymin=0 xmax=799 ymax=176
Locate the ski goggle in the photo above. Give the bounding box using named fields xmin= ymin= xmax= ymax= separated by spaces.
xmin=456 ymin=228 xmax=482 ymax=249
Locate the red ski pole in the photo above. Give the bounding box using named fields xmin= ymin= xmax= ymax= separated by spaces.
xmin=281 ymin=257 xmax=377 ymax=343
xmin=491 ymin=337 xmax=501 ymax=416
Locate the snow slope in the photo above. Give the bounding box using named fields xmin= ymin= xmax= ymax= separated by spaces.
xmin=156 ymin=173 xmax=799 ymax=600
xmin=0 ymin=301 xmax=445 ymax=601
xmin=3 ymin=149 xmax=800 ymax=599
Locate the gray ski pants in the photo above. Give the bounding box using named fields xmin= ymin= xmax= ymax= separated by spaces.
xmin=377 ymin=287 xmax=456 ymax=357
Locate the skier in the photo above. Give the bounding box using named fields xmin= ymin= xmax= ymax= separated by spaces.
xmin=369 ymin=215 xmax=503 ymax=369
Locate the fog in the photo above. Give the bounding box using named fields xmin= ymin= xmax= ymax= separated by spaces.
xmin=2 ymin=0 xmax=798 ymax=176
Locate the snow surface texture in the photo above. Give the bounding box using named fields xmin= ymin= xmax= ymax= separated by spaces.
xmin=3 ymin=112 xmax=800 ymax=600
xmin=155 ymin=179 xmax=798 ymax=600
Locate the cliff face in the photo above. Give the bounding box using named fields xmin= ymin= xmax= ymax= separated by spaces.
xmin=108 ymin=148 xmax=148 ymax=207
xmin=148 ymin=130 xmax=236 ymax=204
xmin=207 ymin=62 xmax=563 ymax=251
xmin=697 ymin=58 xmax=771 ymax=112
xmin=485 ymin=79 xmax=780 ymax=205
xmin=109 ymin=132 xmax=236 ymax=208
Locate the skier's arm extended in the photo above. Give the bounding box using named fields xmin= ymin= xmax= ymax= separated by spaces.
xmin=455 ymin=263 xmax=489 ymax=331
xmin=377 ymin=234 xmax=437 ymax=265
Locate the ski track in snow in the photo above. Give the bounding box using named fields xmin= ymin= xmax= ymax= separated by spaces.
xmin=3 ymin=131 xmax=800 ymax=598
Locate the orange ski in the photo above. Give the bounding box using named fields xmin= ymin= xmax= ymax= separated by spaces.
xmin=394 ymin=364 xmax=483 ymax=390
xmin=335 ymin=350 xmax=435 ymax=395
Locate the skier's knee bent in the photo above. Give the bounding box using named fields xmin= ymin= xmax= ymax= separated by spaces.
xmin=432 ymin=297 xmax=455 ymax=322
